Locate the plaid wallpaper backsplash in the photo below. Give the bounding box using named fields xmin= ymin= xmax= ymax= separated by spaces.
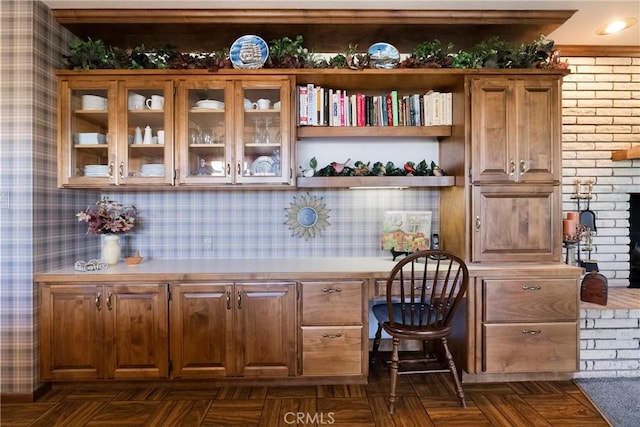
xmin=96 ymin=189 xmax=439 ymax=260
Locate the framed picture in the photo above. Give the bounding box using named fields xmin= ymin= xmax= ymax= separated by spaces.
xmin=381 ymin=211 xmax=432 ymax=252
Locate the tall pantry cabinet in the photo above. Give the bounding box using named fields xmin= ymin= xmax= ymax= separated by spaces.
xmin=468 ymin=75 xmax=563 ymax=263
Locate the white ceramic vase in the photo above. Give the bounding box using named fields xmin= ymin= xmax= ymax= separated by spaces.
xmin=102 ymin=234 xmax=121 ymax=265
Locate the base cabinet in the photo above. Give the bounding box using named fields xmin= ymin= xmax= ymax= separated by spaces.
xmin=299 ymin=280 xmax=366 ymax=377
xmin=170 ymin=282 xmax=297 ymax=378
xmin=473 ymin=275 xmax=579 ymax=375
xmin=40 ymin=283 xmax=169 ymax=381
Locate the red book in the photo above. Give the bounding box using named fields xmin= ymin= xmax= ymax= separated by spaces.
xmin=386 ymin=94 xmax=393 ymax=127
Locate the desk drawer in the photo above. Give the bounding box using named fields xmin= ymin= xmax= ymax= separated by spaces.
xmin=301 ymin=281 xmax=363 ymax=325
xmin=301 ymin=326 xmax=363 ymax=376
xmin=483 ymin=322 xmax=578 ymax=373
xmin=484 ymin=279 xmax=577 ymax=322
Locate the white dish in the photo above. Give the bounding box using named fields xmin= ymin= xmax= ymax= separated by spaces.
xmin=195 ymin=100 xmax=224 ymax=109
xmin=75 ymin=133 xmax=107 ymax=144
xmin=230 ymin=35 xmax=269 ymax=70
xmin=250 ymin=156 xmax=275 ymax=175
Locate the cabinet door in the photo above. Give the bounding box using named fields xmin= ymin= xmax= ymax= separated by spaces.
xmin=40 ymin=284 xmax=104 ymax=380
xmin=176 ymin=79 xmax=234 ymax=185
xmin=472 ymin=184 xmax=561 ymax=263
xmin=516 ymin=78 xmax=561 ymax=182
xmin=235 ymin=282 xmax=297 ymax=377
xmin=470 ymin=78 xmax=514 ymax=183
xmin=235 ymin=78 xmax=292 ymax=185
xmin=117 ymin=79 xmax=174 ymax=186
xmin=170 ymin=283 xmax=234 ymax=378
xmin=470 ymin=77 xmax=560 ymax=184
xmin=58 ymin=79 xmax=117 ymax=188
xmin=104 ymin=284 xmax=169 ymax=379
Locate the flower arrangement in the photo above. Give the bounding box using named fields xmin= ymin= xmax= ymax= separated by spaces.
xmin=76 ymin=199 xmax=137 ymax=235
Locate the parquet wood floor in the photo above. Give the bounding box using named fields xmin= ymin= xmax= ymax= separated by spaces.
xmin=1 ymin=365 xmax=611 ymax=426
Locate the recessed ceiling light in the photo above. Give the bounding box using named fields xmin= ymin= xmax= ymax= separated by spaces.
xmin=596 ymin=17 xmax=637 ymax=35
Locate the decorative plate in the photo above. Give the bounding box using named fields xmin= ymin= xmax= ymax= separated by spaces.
xmin=230 ymin=35 xmax=269 ymax=70
xmin=251 ymin=156 xmax=275 ymax=175
xmin=368 ymin=42 xmax=400 ymax=69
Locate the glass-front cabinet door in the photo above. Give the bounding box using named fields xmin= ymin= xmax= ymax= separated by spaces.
xmin=235 ymin=78 xmax=291 ymax=185
xmin=117 ymin=79 xmax=174 ymax=185
xmin=58 ymin=79 xmax=117 ymax=187
xmin=176 ymin=79 xmax=232 ymax=185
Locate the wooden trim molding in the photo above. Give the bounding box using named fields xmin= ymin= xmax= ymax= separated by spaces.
xmin=557 ymin=45 xmax=640 ymax=57
xmin=52 ymin=9 xmax=576 ymax=25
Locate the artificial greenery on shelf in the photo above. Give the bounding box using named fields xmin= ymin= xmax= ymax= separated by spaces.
xmin=63 ymin=34 xmax=568 ymax=71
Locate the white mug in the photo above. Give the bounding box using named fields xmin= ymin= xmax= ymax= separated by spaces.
xmin=146 ymin=95 xmax=164 ymax=110
xmin=255 ymin=99 xmax=271 ymax=110
xmin=156 ymin=130 xmax=165 ymax=144
xmin=244 ymin=98 xmax=254 ymax=110
xmin=128 ymin=93 xmax=146 ymax=110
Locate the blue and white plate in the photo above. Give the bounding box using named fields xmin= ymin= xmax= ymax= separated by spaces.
xmin=230 ymin=35 xmax=269 ymax=70
xmin=368 ymin=42 xmax=400 ymax=69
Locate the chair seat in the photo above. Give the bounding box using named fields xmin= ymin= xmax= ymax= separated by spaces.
xmin=372 ymin=302 xmax=436 ymax=325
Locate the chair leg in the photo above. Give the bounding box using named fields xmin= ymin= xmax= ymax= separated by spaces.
xmin=388 ymin=336 xmax=400 ymax=414
xmin=371 ymin=323 xmax=382 ymax=366
xmin=441 ymin=337 xmax=466 ymax=408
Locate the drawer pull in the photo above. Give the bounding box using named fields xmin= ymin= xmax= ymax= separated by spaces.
xmin=522 ymin=329 xmax=541 ymax=335
xmin=521 ymin=285 xmax=542 ymax=291
xmin=321 ymin=287 xmax=342 ymax=293
xmin=322 ymin=332 xmax=342 ymax=339
xmin=106 ymin=292 xmax=113 ymax=311
xmin=95 ymin=292 xmax=102 ymax=311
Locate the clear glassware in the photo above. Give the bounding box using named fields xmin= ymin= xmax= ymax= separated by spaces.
xmin=252 ymin=118 xmax=263 ymax=144
xmin=263 ymin=117 xmax=272 ymax=145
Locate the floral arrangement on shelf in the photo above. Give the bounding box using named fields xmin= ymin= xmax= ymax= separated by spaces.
xmin=299 ymin=157 xmax=444 ymax=177
xmin=63 ymin=34 xmax=568 ymax=71
xmin=76 ymin=199 xmax=137 ymax=235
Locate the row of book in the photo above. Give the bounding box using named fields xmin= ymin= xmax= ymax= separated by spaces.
xmin=297 ymin=84 xmax=452 ymax=127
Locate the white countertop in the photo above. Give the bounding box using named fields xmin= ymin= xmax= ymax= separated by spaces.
xmin=34 ymin=257 xmax=583 ymax=283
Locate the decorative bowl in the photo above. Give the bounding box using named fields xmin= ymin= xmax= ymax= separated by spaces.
xmin=124 ymin=253 xmax=144 ymax=265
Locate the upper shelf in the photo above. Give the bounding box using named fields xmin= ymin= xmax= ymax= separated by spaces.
xmin=298 ymin=125 xmax=452 ymax=139
xmin=51 ymin=8 xmax=575 ymax=53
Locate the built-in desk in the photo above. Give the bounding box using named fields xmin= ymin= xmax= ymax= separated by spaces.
xmin=35 ymin=258 xmax=582 ymax=384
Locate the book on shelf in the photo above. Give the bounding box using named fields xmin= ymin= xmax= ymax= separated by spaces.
xmin=296 ymin=84 xmax=452 ymax=127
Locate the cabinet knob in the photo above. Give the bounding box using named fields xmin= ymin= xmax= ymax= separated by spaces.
xmin=475 ymin=216 xmax=481 ymax=232
xmin=95 ymin=292 xmax=102 ymax=311
xmin=226 ymin=290 xmax=231 ymax=310
xmin=237 ymin=291 xmax=242 ymax=309
xmin=519 ymin=159 xmax=526 ymax=174
xmin=322 ymin=332 xmax=343 ymax=339
xmin=108 ymin=162 xmax=114 ymax=179
xmin=119 ymin=162 xmax=125 ymax=179
xmin=509 ymin=160 xmax=516 ymax=176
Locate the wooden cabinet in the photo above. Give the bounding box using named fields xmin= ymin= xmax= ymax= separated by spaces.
xmin=468 ymin=75 xmax=563 ymax=264
xmin=477 ymin=277 xmax=579 ymax=373
xmin=40 ymin=283 xmax=168 ymax=380
xmin=300 ymin=280 xmax=366 ymax=377
xmin=472 ymin=184 xmax=562 ymax=263
xmin=57 ymin=71 xmax=293 ymax=188
xmin=170 ymin=282 xmax=297 ymax=378
xmin=470 ymin=76 xmax=561 ymax=184
xmin=176 ymin=76 xmax=292 ymax=186
xmin=58 ymin=75 xmax=174 ymax=187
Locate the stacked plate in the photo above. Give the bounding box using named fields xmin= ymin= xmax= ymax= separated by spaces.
xmin=74 ymin=133 xmax=107 ymax=145
xmin=140 ymin=164 xmax=165 ymax=177
xmin=81 ymin=95 xmax=108 ymax=110
xmin=84 ymin=164 xmax=109 ymax=177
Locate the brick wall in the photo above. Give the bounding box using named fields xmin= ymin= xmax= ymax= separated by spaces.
xmin=561 ymin=57 xmax=640 ymax=288
xmin=576 ymin=307 xmax=640 ymax=378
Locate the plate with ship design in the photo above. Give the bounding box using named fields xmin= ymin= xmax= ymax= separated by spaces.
xmin=230 ymin=35 xmax=269 ymax=69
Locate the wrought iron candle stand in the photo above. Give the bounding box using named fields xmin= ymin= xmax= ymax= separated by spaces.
xmin=567 ymin=179 xmax=598 ymax=271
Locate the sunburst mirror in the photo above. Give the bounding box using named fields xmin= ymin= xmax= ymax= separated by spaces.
xmin=285 ymin=193 xmax=331 ymax=240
